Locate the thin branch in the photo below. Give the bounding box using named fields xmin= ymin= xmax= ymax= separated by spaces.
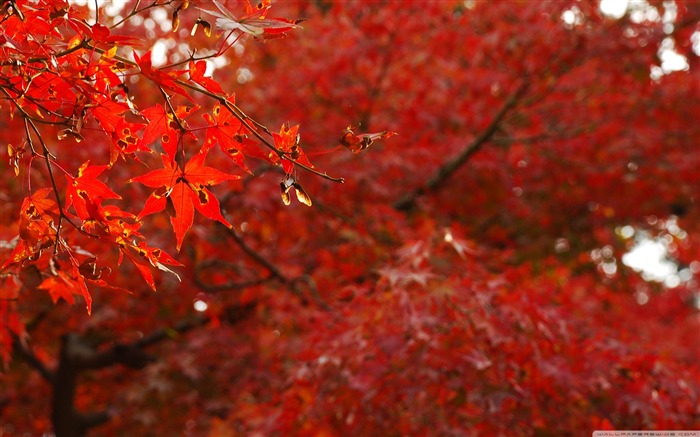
xmin=23 ymin=117 xmax=99 ymax=240
xmin=193 ymin=259 xmax=271 ymax=292
xmin=158 ymin=86 xmax=187 ymax=132
xmin=133 ymin=314 xmax=211 ymax=349
xmin=161 ymin=49 xmax=220 ymax=69
xmin=3 ymin=39 xmax=91 ymax=66
xmin=2 ymin=87 xmax=103 ymax=242
xmin=218 ymin=90 xmax=344 ymax=183
xmin=222 ymin=226 xmax=332 ymax=310
xmin=232 ymin=104 xmax=274 ymax=136
xmin=393 ymin=82 xmax=528 ymax=211
xmin=109 ymin=0 xmax=173 ymax=30
xmin=225 ymin=227 xmax=287 ymax=282
xmin=291 ymin=274 xmax=332 ymax=311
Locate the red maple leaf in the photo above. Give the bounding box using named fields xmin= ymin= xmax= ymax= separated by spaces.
xmin=272 ymin=123 xmax=314 ymax=174
xmin=2 ymin=189 xmax=59 ymax=269
xmin=89 ymin=98 xmax=149 ymax=165
xmin=133 ymin=51 xmax=194 ymax=103
xmin=203 ymin=102 xmax=254 ymax=174
xmin=130 ymin=152 xmax=239 ymax=250
xmin=65 ymin=161 xmax=121 ymax=221
xmin=139 ymin=104 xmax=198 ymax=161
xmin=38 ymin=260 xmax=93 ymax=315
xmin=189 ymin=60 xmax=226 ymax=96
xmin=81 ymin=205 xmax=182 ymax=291
xmin=118 ymin=242 xmax=183 ymax=291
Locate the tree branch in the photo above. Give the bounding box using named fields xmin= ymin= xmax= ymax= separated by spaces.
xmin=223 ymin=226 xmax=331 ymax=310
xmin=393 ymin=83 xmax=528 ymax=211
xmin=46 ymin=302 xmax=254 ymax=437
xmin=10 ymin=333 xmax=55 ymax=383
xmin=52 ymin=333 xmax=107 ymax=437
xmin=225 ymin=227 xmax=288 ymax=282
xmin=193 ymin=259 xmax=271 ymax=292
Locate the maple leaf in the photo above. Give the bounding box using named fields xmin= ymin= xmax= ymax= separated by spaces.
xmin=133 ymin=51 xmax=194 ymax=103
xmin=88 ymin=97 xmax=130 ymax=134
xmin=139 ymin=104 xmax=198 ymax=161
xmin=80 ymin=205 xmax=182 ymax=290
xmin=118 ymin=242 xmax=183 ymax=291
xmin=201 ymin=0 xmax=299 ymax=39
xmin=203 ymin=102 xmax=254 ymax=174
xmin=82 ymin=204 xmax=142 ymax=243
xmin=189 ymin=60 xmax=226 ymax=96
xmin=38 ymin=262 xmax=92 ymax=314
xmin=272 ymin=123 xmax=314 ymax=174
xmin=39 ymin=275 xmax=77 ymax=306
xmin=67 ymin=20 xmax=140 ymax=45
xmin=130 ymin=152 xmax=239 ymax=250
xmin=108 ymin=118 xmax=150 ymax=166
xmin=339 ymin=127 xmax=397 ymax=154
xmin=65 ymin=161 xmax=121 ymax=221
xmin=2 ymin=189 xmax=58 ymax=268
xmin=89 ymin=98 xmax=149 ymax=165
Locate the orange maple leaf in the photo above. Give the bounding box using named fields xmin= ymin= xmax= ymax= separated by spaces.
xmin=65 ymin=161 xmax=121 ymax=221
xmin=130 ymin=151 xmax=239 ymax=250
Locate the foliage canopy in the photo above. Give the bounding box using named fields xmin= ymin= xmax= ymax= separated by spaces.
xmin=1 ymin=0 xmax=699 ymax=435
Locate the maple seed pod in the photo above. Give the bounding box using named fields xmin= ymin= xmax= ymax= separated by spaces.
xmin=202 ymin=19 xmax=212 ymax=37
xmin=172 ymin=9 xmax=180 ymax=32
xmin=280 ymin=182 xmax=292 ymax=205
xmin=293 ymin=182 xmax=312 ymax=206
xmin=8 ymin=143 xmax=25 ymax=176
xmin=58 ymin=129 xmax=84 ymax=143
xmin=191 ymin=19 xmax=199 ymax=37
xmin=280 ymin=174 xmax=312 ymax=207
